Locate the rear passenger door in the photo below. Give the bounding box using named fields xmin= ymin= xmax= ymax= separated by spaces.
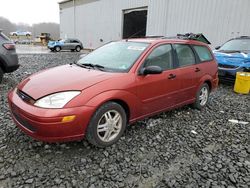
xmin=173 ymin=44 xmax=197 ymax=103
xmin=192 ymin=45 xmax=214 ymax=87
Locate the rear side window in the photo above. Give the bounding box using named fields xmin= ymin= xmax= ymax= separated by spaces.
xmin=193 ymin=45 xmax=213 ymax=62
xmin=144 ymin=44 xmax=173 ymax=70
xmin=174 ymin=44 xmax=196 ymax=67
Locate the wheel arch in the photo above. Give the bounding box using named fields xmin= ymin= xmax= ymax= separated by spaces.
xmin=109 ymin=99 xmax=130 ymax=123
xmin=198 ymin=74 xmax=213 ymax=92
xmin=204 ymin=80 xmax=212 ymax=91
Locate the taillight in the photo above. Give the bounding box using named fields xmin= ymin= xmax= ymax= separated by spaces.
xmin=3 ymin=43 xmax=15 ymax=50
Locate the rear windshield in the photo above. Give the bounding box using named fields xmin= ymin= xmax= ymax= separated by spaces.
xmin=0 ymin=31 xmax=11 ymax=41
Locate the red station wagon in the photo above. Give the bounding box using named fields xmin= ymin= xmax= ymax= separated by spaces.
xmin=8 ymin=35 xmax=218 ymax=147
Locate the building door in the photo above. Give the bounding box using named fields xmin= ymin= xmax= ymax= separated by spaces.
xmin=123 ymin=8 xmax=148 ymax=39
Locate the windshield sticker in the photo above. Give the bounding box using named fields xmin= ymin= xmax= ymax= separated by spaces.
xmin=128 ymin=46 xmax=146 ymax=51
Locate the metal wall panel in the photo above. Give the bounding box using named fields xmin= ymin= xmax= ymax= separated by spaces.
xmin=60 ymin=0 xmax=250 ymax=48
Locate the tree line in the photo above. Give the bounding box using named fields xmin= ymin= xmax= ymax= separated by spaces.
xmin=0 ymin=16 xmax=60 ymax=39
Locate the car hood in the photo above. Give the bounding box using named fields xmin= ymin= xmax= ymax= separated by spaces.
xmin=18 ymin=64 xmax=116 ymax=100
xmin=214 ymin=51 xmax=250 ymax=66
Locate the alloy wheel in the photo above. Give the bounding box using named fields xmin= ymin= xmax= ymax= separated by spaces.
xmin=97 ymin=110 xmax=122 ymax=142
xmin=199 ymin=87 xmax=208 ymax=106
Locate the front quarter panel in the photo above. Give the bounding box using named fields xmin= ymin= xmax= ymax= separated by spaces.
xmin=65 ymin=73 xmax=141 ymax=121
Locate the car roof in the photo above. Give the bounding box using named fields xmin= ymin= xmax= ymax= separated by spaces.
xmin=233 ymin=36 xmax=250 ymax=40
xmin=125 ymin=37 xmax=208 ymax=46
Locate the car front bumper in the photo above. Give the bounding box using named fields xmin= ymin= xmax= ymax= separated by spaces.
xmin=8 ymin=89 xmax=96 ymax=142
xmin=218 ymin=66 xmax=246 ymax=82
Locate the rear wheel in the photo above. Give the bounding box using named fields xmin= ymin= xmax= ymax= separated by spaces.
xmin=192 ymin=83 xmax=210 ymax=110
xmin=55 ymin=46 xmax=61 ymax=52
xmin=86 ymin=102 xmax=127 ymax=147
xmin=75 ymin=46 xmax=81 ymax=52
xmin=0 ymin=68 xmax=3 ymax=83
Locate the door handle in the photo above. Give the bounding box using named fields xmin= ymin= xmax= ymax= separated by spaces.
xmin=195 ymin=67 xmax=201 ymax=72
xmin=168 ymin=74 xmax=176 ymax=79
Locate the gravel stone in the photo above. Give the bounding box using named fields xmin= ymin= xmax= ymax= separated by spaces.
xmin=0 ymin=52 xmax=249 ymax=187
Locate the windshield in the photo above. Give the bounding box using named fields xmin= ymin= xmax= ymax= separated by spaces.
xmin=77 ymin=41 xmax=149 ymax=72
xmin=219 ymin=39 xmax=250 ymax=52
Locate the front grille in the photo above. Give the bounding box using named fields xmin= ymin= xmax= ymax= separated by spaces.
xmin=16 ymin=89 xmax=35 ymax=104
xmin=11 ymin=103 xmax=36 ymax=132
xmin=218 ymin=64 xmax=238 ymax=69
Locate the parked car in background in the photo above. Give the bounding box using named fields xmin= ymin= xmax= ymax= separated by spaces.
xmin=8 ymin=34 xmax=218 ymax=147
xmin=10 ymin=31 xmax=32 ymax=37
xmin=214 ymin=36 xmax=250 ymax=82
xmin=0 ymin=30 xmax=19 ymax=83
xmin=48 ymin=38 xmax=83 ymax=52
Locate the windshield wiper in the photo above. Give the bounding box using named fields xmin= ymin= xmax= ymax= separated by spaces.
xmin=81 ymin=63 xmax=105 ymax=71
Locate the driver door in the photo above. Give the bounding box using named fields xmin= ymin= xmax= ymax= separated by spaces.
xmin=136 ymin=44 xmax=180 ymax=116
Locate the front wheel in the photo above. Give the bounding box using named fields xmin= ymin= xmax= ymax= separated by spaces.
xmin=86 ymin=102 xmax=127 ymax=147
xmin=192 ymin=83 xmax=210 ymax=110
xmin=54 ymin=46 xmax=61 ymax=52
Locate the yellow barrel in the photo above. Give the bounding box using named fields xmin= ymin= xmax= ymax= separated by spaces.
xmin=234 ymin=72 xmax=250 ymax=94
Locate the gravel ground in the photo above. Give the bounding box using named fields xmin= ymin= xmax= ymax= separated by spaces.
xmin=0 ymin=53 xmax=249 ymax=188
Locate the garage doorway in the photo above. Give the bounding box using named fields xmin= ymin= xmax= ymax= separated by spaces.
xmin=123 ymin=8 xmax=148 ymax=39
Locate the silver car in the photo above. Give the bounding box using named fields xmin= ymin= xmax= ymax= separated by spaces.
xmin=0 ymin=30 xmax=19 ymax=83
xmin=48 ymin=38 xmax=83 ymax=52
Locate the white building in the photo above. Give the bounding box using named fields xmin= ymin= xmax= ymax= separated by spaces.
xmin=59 ymin=0 xmax=250 ymax=49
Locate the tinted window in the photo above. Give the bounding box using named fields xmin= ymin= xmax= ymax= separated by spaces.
xmin=174 ymin=44 xmax=195 ymax=67
xmin=144 ymin=44 xmax=173 ymax=70
xmin=71 ymin=40 xmax=79 ymax=43
xmin=193 ymin=45 xmax=213 ymax=62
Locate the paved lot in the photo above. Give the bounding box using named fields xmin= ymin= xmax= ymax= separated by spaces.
xmin=0 ymin=52 xmax=249 ymax=188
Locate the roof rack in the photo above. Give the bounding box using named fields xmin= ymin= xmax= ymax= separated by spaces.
xmin=162 ymin=33 xmax=211 ymax=44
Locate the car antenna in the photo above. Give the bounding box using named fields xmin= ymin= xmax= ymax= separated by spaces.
xmin=125 ymin=28 xmax=146 ymax=42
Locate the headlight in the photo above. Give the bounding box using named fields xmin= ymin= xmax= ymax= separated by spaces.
xmin=34 ymin=91 xmax=80 ymax=109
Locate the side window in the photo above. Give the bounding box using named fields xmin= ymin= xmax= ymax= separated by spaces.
xmin=193 ymin=45 xmax=213 ymax=62
xmin=64 ymin=39 xmax=70 ymax=43
xmin=144 ymin=44 xmax=173 ymax=71
xmin=174 ymin=44 xmax=196 ymax=67
xmin=71 ymin=40 xmax=78 ymax=43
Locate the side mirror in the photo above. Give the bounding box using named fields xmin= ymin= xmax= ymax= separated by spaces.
xmin=140 ymin=66 xmax=163 ymax=75
xmin=215 ymin=46 xmax=221 ymax=50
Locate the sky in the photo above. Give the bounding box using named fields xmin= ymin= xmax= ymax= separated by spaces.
xmin=0 ymin=0 xmax=61 ymax=25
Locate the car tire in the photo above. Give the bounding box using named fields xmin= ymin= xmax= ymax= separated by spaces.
xmin=0 ymin=68 xmax=3 ymax=83
xmin=86 ymin=102 xmax=127 ymax=147
xmin=55 ymin=46 xmax=61 ymax=52
xmin=26 ymin=34 xmax=30 ymax=37
xmin=13 ymin=34 xmax=17 ymax=36
xmin=192 ymin=83 xmax=210 ymax=110
xmin=75 ymin=46 xmax=81 ymax=52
